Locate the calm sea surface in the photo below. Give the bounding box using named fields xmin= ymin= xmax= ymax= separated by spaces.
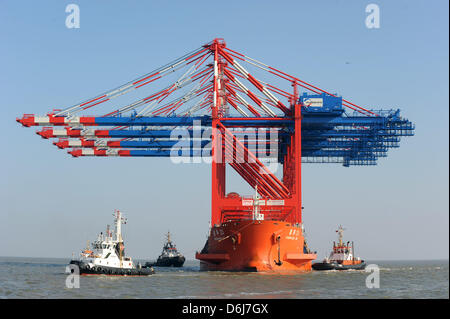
xmin=0 ymin=257 xmax=447 ymax=299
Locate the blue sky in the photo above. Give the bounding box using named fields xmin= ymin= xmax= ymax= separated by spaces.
xmin=0 ymin=0 xmax=448 ymax=260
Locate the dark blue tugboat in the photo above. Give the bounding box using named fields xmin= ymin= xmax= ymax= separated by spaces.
xmin=146 ymin=232 xmax=185 ymax=267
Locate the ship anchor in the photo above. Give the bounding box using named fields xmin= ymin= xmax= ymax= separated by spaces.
xmin=274 ymin=235 xmax=283 ymax=266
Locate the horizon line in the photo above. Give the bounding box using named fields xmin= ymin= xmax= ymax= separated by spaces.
xmin=0 ymin=255 xmax=448 ymax=262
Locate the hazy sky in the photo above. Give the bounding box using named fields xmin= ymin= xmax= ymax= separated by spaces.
xmin=1 ymin=1 xmax=448 ymax=261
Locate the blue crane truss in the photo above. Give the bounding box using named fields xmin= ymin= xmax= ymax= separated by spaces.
xmin=17 ymin=40 xmax=414 ymax=167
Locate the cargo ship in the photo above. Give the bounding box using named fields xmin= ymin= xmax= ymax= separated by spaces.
xmin=68 ymin=210 xmax=154 ymax=276
xmin=145 ymin=231 xmax=185 ymax=267
xmin=195 ymin=83 xmax=317 ymax=273
xmin=312 ymin=226 xmax=365 ymax=271
xmin=196 ymin=187 xmax=317 ymax=273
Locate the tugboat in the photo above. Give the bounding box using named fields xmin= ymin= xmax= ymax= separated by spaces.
xmin=68 ymin=210 xmax=154 ymax=276
xmin=312 ymin=225 xmax=366 ymax=271
xmin=146 ymin=232 xmax=185 ymax=267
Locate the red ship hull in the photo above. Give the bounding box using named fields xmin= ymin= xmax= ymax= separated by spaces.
xmin=196 ymin=220 xmax=316 ymax=273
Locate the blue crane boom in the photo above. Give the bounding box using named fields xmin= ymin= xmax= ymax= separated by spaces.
xmin=17 ymin=40 xmax=414 ymax=167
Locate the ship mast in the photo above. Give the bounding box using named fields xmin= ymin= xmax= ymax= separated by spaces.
xmin=336 ymin=225 xmax=345 ymax=246
xmin=114 ymin=209 xmax=127 ymax=267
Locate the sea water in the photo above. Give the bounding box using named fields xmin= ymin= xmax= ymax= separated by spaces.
xmin=0 ymin=257 xmax=447 ymax=299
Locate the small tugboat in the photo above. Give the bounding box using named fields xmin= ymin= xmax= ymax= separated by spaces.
xmin=146 ymin=232 xmax=185 ymax=267
xmin=312 ymin=225 xmax=366 ymax=271
xmin=69 ymin=210 xmax=154 ymax=276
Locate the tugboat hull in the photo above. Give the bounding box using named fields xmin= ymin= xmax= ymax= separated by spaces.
xmin=312 ymin=261 xmax=366 ymax=271
xmin=155 ymin=256 xmax=185 ymax=267
xmin=195 ymin=220 xmax=317 ymax=273
xmin=334 ymin=262 xmax=366 ymax=271
xmin=311 ymin=262 xmax=336 ymax=271
xmin=69 ymin=260 xmax=154 ymax=276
